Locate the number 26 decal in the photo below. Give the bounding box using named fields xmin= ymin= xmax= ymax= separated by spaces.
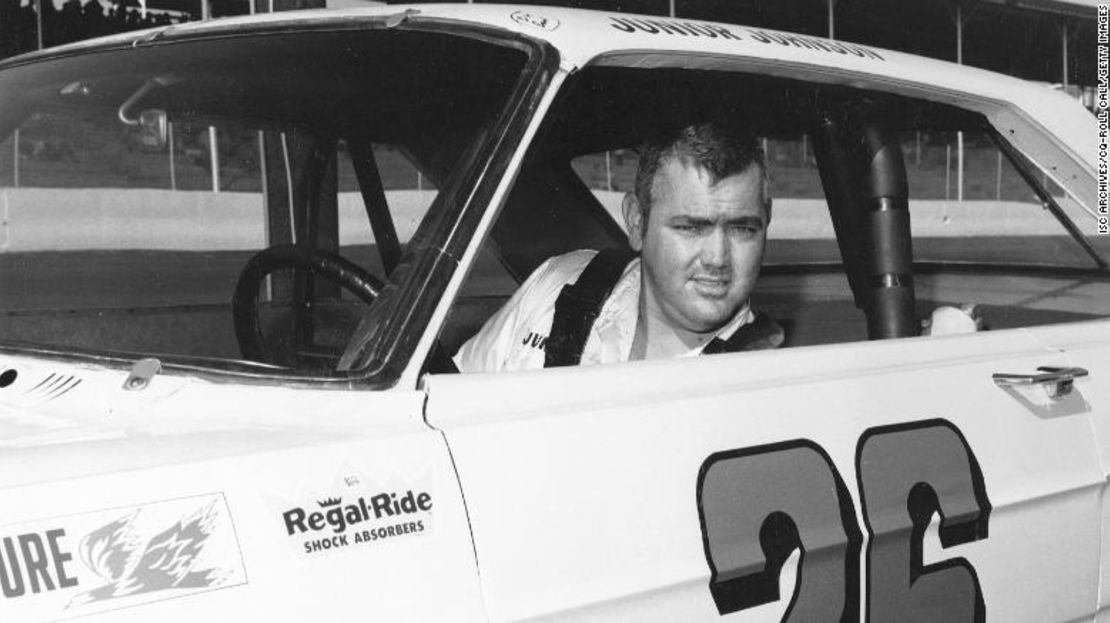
xmin=697 ymin=419 xmax=991 ymax=622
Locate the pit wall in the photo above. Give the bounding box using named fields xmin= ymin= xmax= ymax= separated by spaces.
xmin=0 ymin=187 xmax=1074 ymax=252
xmin=591 ymin=191 xmax=1074 ymax=239
xmin=0 ymin=188 xmax=435 ymax=251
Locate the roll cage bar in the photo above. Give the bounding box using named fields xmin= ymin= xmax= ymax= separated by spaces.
xmin=812 ymin=97 xmax=917 ymax=339
xmin=810 ymin=91 xmax=1106 ymax=340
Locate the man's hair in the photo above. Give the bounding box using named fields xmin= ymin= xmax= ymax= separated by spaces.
xmin=633 ymin=122 xmax=771 ymax=220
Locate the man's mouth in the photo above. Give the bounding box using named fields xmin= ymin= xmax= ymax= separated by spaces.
xmin=690 ymin=277 xmax=730 ymax=297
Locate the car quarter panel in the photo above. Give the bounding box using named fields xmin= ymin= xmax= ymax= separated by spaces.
xmin=0 ymin=356 xmax=484 ymax=622
xmin=425 ymin=327 xmax=1104 ymax=622
xmin=1019 ymin=320 xmax=1110 ymax=620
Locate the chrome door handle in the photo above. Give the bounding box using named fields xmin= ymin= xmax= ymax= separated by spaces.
xmin=993 ymin=366 xmax=1089 ymax=397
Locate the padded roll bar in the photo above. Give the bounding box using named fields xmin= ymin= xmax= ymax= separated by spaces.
xmin=812 ymin=97 xmax=917 ymax=339
xmin=857 ymin=105 xmax=916 ymax=339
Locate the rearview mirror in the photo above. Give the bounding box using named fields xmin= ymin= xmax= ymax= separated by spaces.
xmin=138 ymin=109 xmax=168 ymax=149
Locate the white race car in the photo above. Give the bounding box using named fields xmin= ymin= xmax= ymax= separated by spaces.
xmin=0 ymin=5 xmax=1106 ymax=621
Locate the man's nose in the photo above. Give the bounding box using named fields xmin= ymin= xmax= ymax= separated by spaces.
xmin=701 ymin=225 xmax=731 ymax=267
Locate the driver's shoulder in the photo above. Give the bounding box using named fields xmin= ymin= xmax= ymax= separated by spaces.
xmin=540 ymin=249 xmax=600 ymax=280
xmin=516 ymin=249 xmax=601 ymax=302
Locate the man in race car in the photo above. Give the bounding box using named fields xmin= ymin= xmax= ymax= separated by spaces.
xmin=455 ymin=122 xmax=783 ymax=373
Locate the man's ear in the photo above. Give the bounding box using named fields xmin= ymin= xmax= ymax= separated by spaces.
xmin=622 ymin=193 xmax=644 ymax=252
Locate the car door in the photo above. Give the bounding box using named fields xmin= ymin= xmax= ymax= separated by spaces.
xmin=424 ymin=324 xmax=1103 ymax=622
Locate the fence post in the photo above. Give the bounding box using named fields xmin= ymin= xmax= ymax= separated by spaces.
xmin=168 ymin=122 xmax=176 ymax=191
xmin=957 ymin=131 xmax=964 ymax=202
xmin=605 ymin=151 xmax=613 ymax=191
xmin=35 ymin=0 xmax=43 ymax=50
xmin=945 ymin=143 xmax=951 ymax=203
xmin=995 ymin=149 xmax=1002 ymax=200
xmin=209 ymin=125 xmax=220 ymax=193
xmin=12 ymin=128 xmax=18 ymax=188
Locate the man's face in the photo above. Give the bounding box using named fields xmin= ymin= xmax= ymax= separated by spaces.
xmin=624 ymin=157 xmax=769 ymax=334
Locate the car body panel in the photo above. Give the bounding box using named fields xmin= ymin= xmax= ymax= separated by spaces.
xmin=1019 ymin=322 xmax=1110 ymax=620
xmin=425 ymin=324 xmax=1108 ymax=621
xmin=0 ymin=353 xmax=485 ymax=621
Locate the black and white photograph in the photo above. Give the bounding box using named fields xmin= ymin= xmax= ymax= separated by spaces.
xmin=0 ymin=0 xmax=1106 ymax=620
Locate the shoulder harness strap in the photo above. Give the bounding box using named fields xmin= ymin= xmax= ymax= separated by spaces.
xmin=544 ymin=248 xmax=636 ymax=368
xmin=701 ymin=312 xmax=785 ymax=355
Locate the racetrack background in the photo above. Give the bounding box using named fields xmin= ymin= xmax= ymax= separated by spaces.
xmin=0 ymin=133 xmax=1105 ymax=316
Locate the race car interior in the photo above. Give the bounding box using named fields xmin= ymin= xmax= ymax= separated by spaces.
xmin=434 ymin=64 xmax=1109 ymax=366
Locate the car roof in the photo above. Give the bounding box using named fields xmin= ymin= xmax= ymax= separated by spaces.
xmin=1 ymin=3 xmax=1093 ymax=171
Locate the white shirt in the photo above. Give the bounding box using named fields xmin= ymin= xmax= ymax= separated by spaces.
xmin=454 ymin=250 xmax=754 ymax=373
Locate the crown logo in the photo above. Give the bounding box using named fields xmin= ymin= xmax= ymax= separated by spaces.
xmin=317 ymin=497 xmax=342 ymax=507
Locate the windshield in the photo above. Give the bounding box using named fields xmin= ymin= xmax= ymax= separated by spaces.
xmin=0 ymin=27 xmax=531 ymax=378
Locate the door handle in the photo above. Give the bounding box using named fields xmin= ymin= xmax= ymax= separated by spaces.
xmin=992 ymin=366 xmax=1088 ymax=398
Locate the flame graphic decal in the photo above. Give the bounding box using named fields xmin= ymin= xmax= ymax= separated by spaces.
xmin=68 ymin=501 xmax=230 ymax=608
